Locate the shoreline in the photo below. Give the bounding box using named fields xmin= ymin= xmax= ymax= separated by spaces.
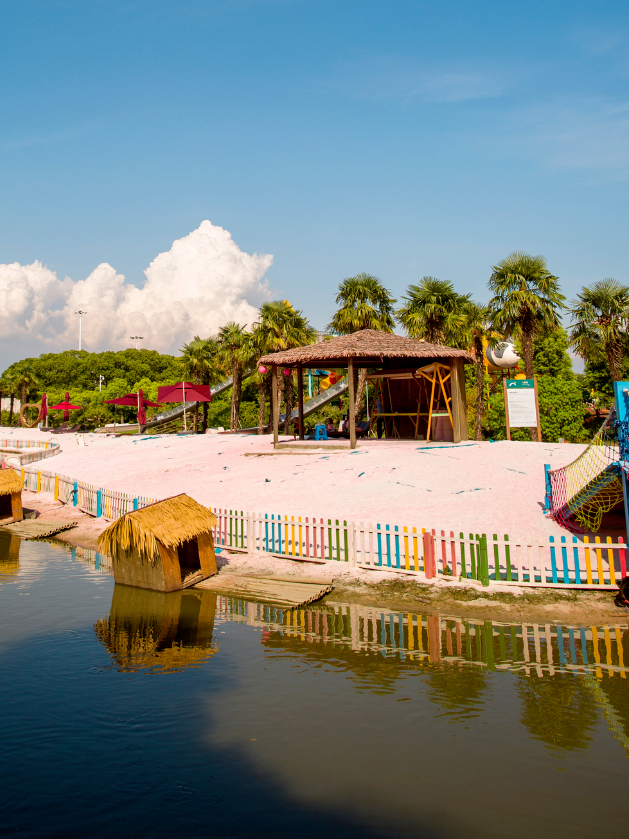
xmin=18 ymin=490 xmax=629 ymax=627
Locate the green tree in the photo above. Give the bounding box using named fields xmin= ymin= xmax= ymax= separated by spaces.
xmin=460 ymin=302 xmax=496 ymax=441
xmin=10 ymin=365 xmax=39 ymax=426
xmin=255 ymin=301 xmax=316 ymax=434
xmin=397 ymin=277 xmax=469 ymax=344
xmin=488 ymin=252 xmax=565 ymax=379
xmin=181 ymin=336 xmax=218 ymax=431
xmin=216 ymin=322 xmax=249 ymax=432
xmin=569 ymin=278 xmax=629 ymax=383
xmin=532 ymin=327 xmax=574 ymax=378
xmin=328 ymin=273 xmax=396 ymax=420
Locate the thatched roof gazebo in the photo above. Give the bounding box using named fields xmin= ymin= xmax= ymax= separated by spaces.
xmin=98 ymin=494 xmax=218 ymax=592
xmin=258 ymin=329 xmax=474 ymax=448
xmin=0 ymin=470 xmax=23 ymax=523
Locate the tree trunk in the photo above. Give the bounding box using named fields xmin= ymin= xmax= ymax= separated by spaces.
xmin=258 ymin=378 xmax=267 ymax=434
xmin=474 ymin=337 xmax=484 ymax=441
xmin=606 ymin=338 xmax=623 ymax=382
xmin=231 ymin=366 xmax=243 ymax=431
xmin=283 ymin=372 xmax=294 ymax=435
xmin=21 ymin=384 xmax=27 ymax=426
xmin=9 ymin=395 xmax=14 ymax=427
xmin=354 ymin=367 xmax=368 ymax=420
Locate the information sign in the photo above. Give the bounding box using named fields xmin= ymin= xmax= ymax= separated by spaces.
xmin=503 ymin=377 xmax=541 ymax=439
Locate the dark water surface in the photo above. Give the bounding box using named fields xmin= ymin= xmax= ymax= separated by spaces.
xmin=1 ymin=532 xmax=628 ymax=839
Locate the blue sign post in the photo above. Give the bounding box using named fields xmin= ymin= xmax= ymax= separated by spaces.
xmin=613 ymin=381 xmax=629 ymax=549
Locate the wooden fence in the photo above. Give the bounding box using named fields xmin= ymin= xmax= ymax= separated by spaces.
xmin=18 ymin=468 xmax=627 ymax=591
xmin=210 ymin=507 xmax=627 ymax=590
xmin=0 ymin=438 xmax=60 ymax=467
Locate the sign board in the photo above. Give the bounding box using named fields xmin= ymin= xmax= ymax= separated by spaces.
xmin=505 ymin=379 xmax=537 ymax=427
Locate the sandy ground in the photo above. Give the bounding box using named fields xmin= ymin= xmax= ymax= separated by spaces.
xmin=1 ymin=426 xmax=598 ymax=541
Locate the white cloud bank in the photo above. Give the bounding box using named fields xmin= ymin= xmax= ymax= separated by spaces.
xmin=0 ymin=221 xmax=272 ymax=355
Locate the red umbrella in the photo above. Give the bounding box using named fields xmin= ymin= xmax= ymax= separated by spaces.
xmin=50 ymin=392 xmax=82 ymax=422
xmin=105 ymin=390 xmax=160 ymax=429
xmin=40 ymin=393 xmax=48 ymax=425
xmin=157 ymin=383 xmax=212 ymax=403
xmin=157 ymin=383 xmax=212 ymax=432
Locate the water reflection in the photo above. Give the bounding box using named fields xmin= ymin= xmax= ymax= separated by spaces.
xmin=95 ymin=585 xmax=218 ymax=673
xmin=215 ymin=596 xmax=629 ymax=755
xmin=0 ymin=532 xmax=20 ymax=578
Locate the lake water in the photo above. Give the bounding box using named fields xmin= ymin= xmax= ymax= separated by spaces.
xmin=1 ymin=531 xmax=628 ymax=839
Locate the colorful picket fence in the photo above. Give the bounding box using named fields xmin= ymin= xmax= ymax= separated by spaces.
xmin=18 ymin=469 xmax=627 ymax=591
xmin=21 ymin=466 xmax=156 ymax=520
xmin=0 ymin=438 xmax=60 ymax=467
xmin=209 ymin=508 xmax=627 ymax=590
xmin=216 ymin=597 xmax=629 ymax=679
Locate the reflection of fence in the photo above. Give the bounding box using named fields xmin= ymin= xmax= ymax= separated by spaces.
xmin=46 ymin=541 xmax=113 ymax=575
xmin=0 ymin=438 xmax=60 ymax=467
xmin=21 ymin=466 xmax=156 ymax=520
xmin=210 ymin=507 xmax=627 ymax=590
xmin=17 ymin=466 xmax=628 ymax=590
xmin=215 ymin=596 xmax=629 ymax=679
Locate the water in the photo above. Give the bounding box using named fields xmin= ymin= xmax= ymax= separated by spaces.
xmin=1 ymin=532 xmax=628 ymax=839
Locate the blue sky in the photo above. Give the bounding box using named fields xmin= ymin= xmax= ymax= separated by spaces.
xmin=1 ymin=0 xmax=628 ymax=368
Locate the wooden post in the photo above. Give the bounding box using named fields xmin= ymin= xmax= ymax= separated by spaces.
xmin=272 ymin=364 xmax=279 ymax=447
xmin=348 ymin=357 xmax=356 ymax=449
xmin=533 ymin=375 xmax=542 ymax=441
xmin=297 ymin=364 xmax=305 ymax=440
xmin=450 ymin=358 xmax=468 ymax=443
xmin=503 ymin=378 xmax=511 ymax=441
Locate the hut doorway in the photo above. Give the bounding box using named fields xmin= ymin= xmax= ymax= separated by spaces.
xmin=0 ymin=494 xmax=12 ymax=520
xmin=177 ymin=539 xmax=202 ymax=579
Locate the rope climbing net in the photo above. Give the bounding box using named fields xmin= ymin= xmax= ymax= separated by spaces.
xmin=548 ymin=410 xmax=624 ymax=532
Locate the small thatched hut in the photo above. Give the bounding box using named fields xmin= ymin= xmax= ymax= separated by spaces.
xmin=98 ymin=494 xmax=218 ymax=592
xmin=0 ymin=470 xmax=23 ymax=523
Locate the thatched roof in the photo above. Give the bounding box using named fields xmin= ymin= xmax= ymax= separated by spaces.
xmin=258 ymin=329 xmax=474 ymax=368
xmin=0 ymin=470 xmax=23 ymax=497
xmin=98 ymin=494 xmax=218 ymax=563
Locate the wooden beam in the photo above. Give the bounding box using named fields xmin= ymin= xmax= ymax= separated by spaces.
xmin=272 ymin=364 xmax=279 ymax=447
xmin=297 ymin=365 xmax=305 ymax=440
xmin=450 ymin=359 xmax=468 ymax=443
xmin=348 ymin=356 xmax=356 ymax=449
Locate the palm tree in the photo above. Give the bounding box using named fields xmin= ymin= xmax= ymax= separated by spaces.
xmin=255 ymin=301 xmax=316 ymax=434
xmin=11 ymin=366 xmax=39 ymax=426
xmin=460 ymin=302 xmax=497 ymax=441
xmin=568 ymin=279 xmax=629 ymax=382
xmin=329 ymin=274 xmax=396 ymax=419
xmin=396 ymin=277 xmax=470 ymax=344
xmin=488 ymin=252 xmax=565 ymax=378
xmin=216 ymin=323 xmax=250 ymax=432
xmin=181 ymin=337 xmax=218 ymax=431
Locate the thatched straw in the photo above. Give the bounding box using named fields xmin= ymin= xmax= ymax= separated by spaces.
xmin=258 ymin=328 xmax=474 ymax=367
xmin=0 ymin=470 xmax=23 ymax=497
xmin=98 ymin=493 xmax=218 ymax=564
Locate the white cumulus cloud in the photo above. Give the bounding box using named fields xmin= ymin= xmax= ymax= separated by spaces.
xmin=0 ymin=221 xmax=272 ymax=355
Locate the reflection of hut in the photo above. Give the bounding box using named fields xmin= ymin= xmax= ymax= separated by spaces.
xmin=98 ymin=494 xmax=218 ymax=592
xmin=0 ymin=533 xmax=20 ymax=578
xmin=258 ymin=329 xmax=474 ymax=446
xmin=94 ymin=585 xmax=218 ymax=673
xmin=0 ymin=470 xmax=23 ymax=523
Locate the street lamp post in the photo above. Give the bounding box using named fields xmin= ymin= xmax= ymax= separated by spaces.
xmin=98 ymin=375 xmax=105 ymax=392
xmin=75 ymin=310 xmax=87 ymax=351
xmin=130 ymin=336 xmax=144 ymax=350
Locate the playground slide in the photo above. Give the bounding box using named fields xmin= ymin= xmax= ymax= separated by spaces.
xmin=142 ymin=376 xmax=240 ymax=431
xmin=238 ymin=377 xmax=349 ymax=433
